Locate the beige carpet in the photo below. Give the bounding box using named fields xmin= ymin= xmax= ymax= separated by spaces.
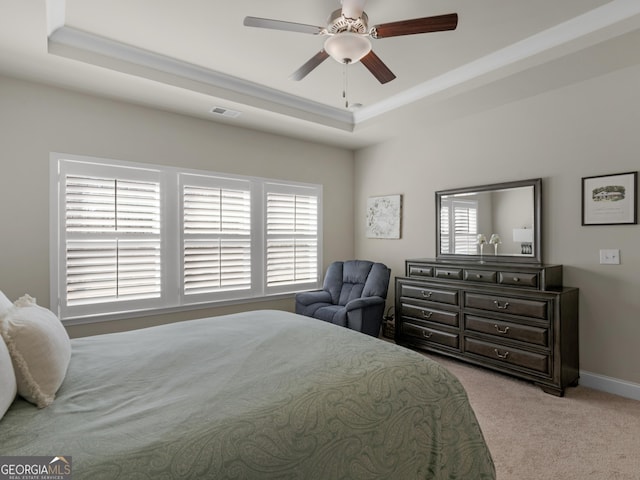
xmin=425 ymin=353 xmax=640 ymax=480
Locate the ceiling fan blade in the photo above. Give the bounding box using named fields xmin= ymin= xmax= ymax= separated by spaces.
xmin=243 ymin=16 xmax=325 ymax=35
xmin=360 ymin=51 xmax=396 ymax=84
xmin=290 ymin=50 xmax=330 ymax=81
xmin=372 ymin=13 xmax=458 ymax=38
xmin=341 ymin=0 xmax=367 ymax=19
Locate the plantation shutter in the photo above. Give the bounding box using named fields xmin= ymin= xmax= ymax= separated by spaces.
xmin=266 ymin=190 xmax=319 ymax=289
xmin=64 ymin=174 xmax=161 ymax=307
xmin=440 ymin=204 xmax=451 ymax=253
xmin=453 ymin=201 xmax=478 ymax=254
xmin=182 ymin=182 xmax=251 ymax=296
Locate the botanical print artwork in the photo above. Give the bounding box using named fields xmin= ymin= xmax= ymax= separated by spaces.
xmin=366 ymin=195 xmax=401 ymax=239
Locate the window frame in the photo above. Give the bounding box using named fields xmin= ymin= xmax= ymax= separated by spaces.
xmin=50 ymin=153 xmax=323 ymax=324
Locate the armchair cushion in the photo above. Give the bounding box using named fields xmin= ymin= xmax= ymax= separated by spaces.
xmin=312 ymin=305 xmax=347 ymax=327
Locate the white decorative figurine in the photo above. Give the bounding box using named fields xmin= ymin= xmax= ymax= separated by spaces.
xmin=489 ymin=233 xmax=501 ymax=255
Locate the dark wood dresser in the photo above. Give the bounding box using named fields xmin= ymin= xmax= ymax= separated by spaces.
xmin=395 ymin=258 xmax=579 ymax=396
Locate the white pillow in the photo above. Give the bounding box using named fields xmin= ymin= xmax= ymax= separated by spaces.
xmin=0 ymin=295 xmax=71 ymax=408
xmin=0 ymin=336 xmax=17 ymax=419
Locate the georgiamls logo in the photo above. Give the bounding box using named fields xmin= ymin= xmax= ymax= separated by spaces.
xmin=0 ymin=455 xmax=72 ymax=479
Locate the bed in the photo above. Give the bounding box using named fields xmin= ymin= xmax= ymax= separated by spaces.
xmin=0 ymin=309 xmax=495 ymax=479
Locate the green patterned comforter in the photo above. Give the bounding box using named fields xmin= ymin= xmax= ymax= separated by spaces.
xmin=0 ymin=310 xmax=495 ymax=479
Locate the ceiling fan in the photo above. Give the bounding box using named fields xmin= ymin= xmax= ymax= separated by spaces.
xmin=243 ymin=0 xmax=458 ymax=85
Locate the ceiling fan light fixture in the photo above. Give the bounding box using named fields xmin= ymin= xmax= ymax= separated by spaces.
xmin=324 ymin=32 xmax=371 ymax=64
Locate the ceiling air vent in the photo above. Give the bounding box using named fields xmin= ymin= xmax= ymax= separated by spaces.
xmin=210 ymin=107 xmax=241 ymax=118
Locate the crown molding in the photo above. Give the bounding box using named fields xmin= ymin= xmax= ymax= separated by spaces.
xmin=48 ymin=26 xmax=356 ymax=131
xmin=354 ymin=0 xmax=640 ymax=124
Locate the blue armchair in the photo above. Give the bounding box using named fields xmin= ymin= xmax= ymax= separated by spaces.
xmin=295 ymin=260 xmax=391 ymax=337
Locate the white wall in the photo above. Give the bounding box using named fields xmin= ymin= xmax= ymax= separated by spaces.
xmin=355 ymin=63 xmax=640 ymax=387
xmin=0 ymin=75 xmax=355 ymax=338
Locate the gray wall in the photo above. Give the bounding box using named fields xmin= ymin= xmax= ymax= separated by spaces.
xmin=354 ymin=63 xmax=640 ymax=388
xmin=0 ymin=75 xmax=355 ymax=338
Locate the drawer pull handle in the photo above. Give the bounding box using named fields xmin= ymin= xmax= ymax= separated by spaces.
xmin=422 ymin=331 xmax=433 ymax=339
xmin=421 ymin=311 xmax=433 ymax=319
xmin=494 ymin=324 xmax=510 ymax=334
xmin=476 ymin=274 xmax=482 ymax=279
xmin=513 ymin=277 xmax=520 ymax=282
xmin=494 ymin=300 xmax=510 ymax=310
xmin=494 ymin=349 xmax=510 ymax=359
xmin=421 ymin=290 xmax=433 ymax=298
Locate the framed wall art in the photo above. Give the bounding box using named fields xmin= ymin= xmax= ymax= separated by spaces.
xmin=366 ymin=194 xmax=402 ymax=239
xmin=582 ymin=171 xmax=637 ymax=225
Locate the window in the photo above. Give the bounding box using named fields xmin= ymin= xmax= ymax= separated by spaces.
xmin=51 ymin=154 xmax=322 ymax=322
xmin=265 ymin=186 xmax=318 ymax=293
xmin=65 ymin=176 xmax=162 ymax=304
xmin=440 ymin=199 xmax=478 ymax=254
xmin=181 ymin=175 xmax=253 ymax=302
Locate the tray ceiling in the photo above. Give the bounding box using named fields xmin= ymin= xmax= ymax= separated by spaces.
xmin=1 ymin=0 xmax=640 ymax=148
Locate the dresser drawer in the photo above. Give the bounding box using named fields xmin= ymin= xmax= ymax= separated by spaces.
xmin=407 ymin=264 xmax=433 ymax=278
xmin=400 ymin=283 xmax=459 ymax=306
xmin=402 ymin=322 xmax=459 ymax=349
xmin=401 ymin=303 xmax=459 ymax=327
xmin=498 ymin=271 xmax=538 ymax=288
xmin=464 ymin=292 xmax=548 ymax=319
xmin=465 ymin=315 xmax=548 ymax=347
xmin=464 ymin=269 xmax=497 ymax=284
xmin=465 ymin=337 xmax=550 ymax=375
xmin=435 ymin=267 xmax=463 ymax=280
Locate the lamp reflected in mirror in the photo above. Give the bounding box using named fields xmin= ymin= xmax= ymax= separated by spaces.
xmin=513 ymin=228 xmax=533 ymax=255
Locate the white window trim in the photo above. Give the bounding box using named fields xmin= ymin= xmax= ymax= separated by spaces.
xmin=50 ymin=152 xmax=323 ymax=324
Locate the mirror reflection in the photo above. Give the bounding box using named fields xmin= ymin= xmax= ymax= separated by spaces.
xmin=436 ymin=178 xmax=541 ymax=262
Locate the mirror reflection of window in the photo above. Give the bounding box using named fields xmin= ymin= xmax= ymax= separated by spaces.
xmin=436 ymin=179 xmax=540 ymax=261
xmin=441 ymin=199 xmax=478 ymax=254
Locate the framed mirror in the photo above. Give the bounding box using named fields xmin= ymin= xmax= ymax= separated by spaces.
xmin=436 ymin=178 xmax=542 ymax=263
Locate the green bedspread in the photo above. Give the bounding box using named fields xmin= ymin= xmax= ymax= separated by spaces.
xmin=0 ymin=310 xmax=495 ymax=479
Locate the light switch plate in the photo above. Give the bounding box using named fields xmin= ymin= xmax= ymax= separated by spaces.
xmin=600 ymin=249 xmax=620 ymax=264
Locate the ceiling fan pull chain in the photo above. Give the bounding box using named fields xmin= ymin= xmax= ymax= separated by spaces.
xmin=343 ymin=62 xmax=349 ymax=108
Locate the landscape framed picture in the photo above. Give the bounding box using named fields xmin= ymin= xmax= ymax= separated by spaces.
xmin=582 ymin=171 xmax=637 ymax=225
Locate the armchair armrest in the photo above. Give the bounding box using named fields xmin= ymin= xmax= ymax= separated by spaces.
xmin=344 ymin=296 xmax=385 ymax=312
xmin=344 ymin=296 xmax=386 ymax=337
xmin=295 ymin=290 xmax=332 ymax=307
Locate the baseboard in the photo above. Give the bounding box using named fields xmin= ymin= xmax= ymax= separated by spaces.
xmin=579 ymin=370 xmax=640 ymax=401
